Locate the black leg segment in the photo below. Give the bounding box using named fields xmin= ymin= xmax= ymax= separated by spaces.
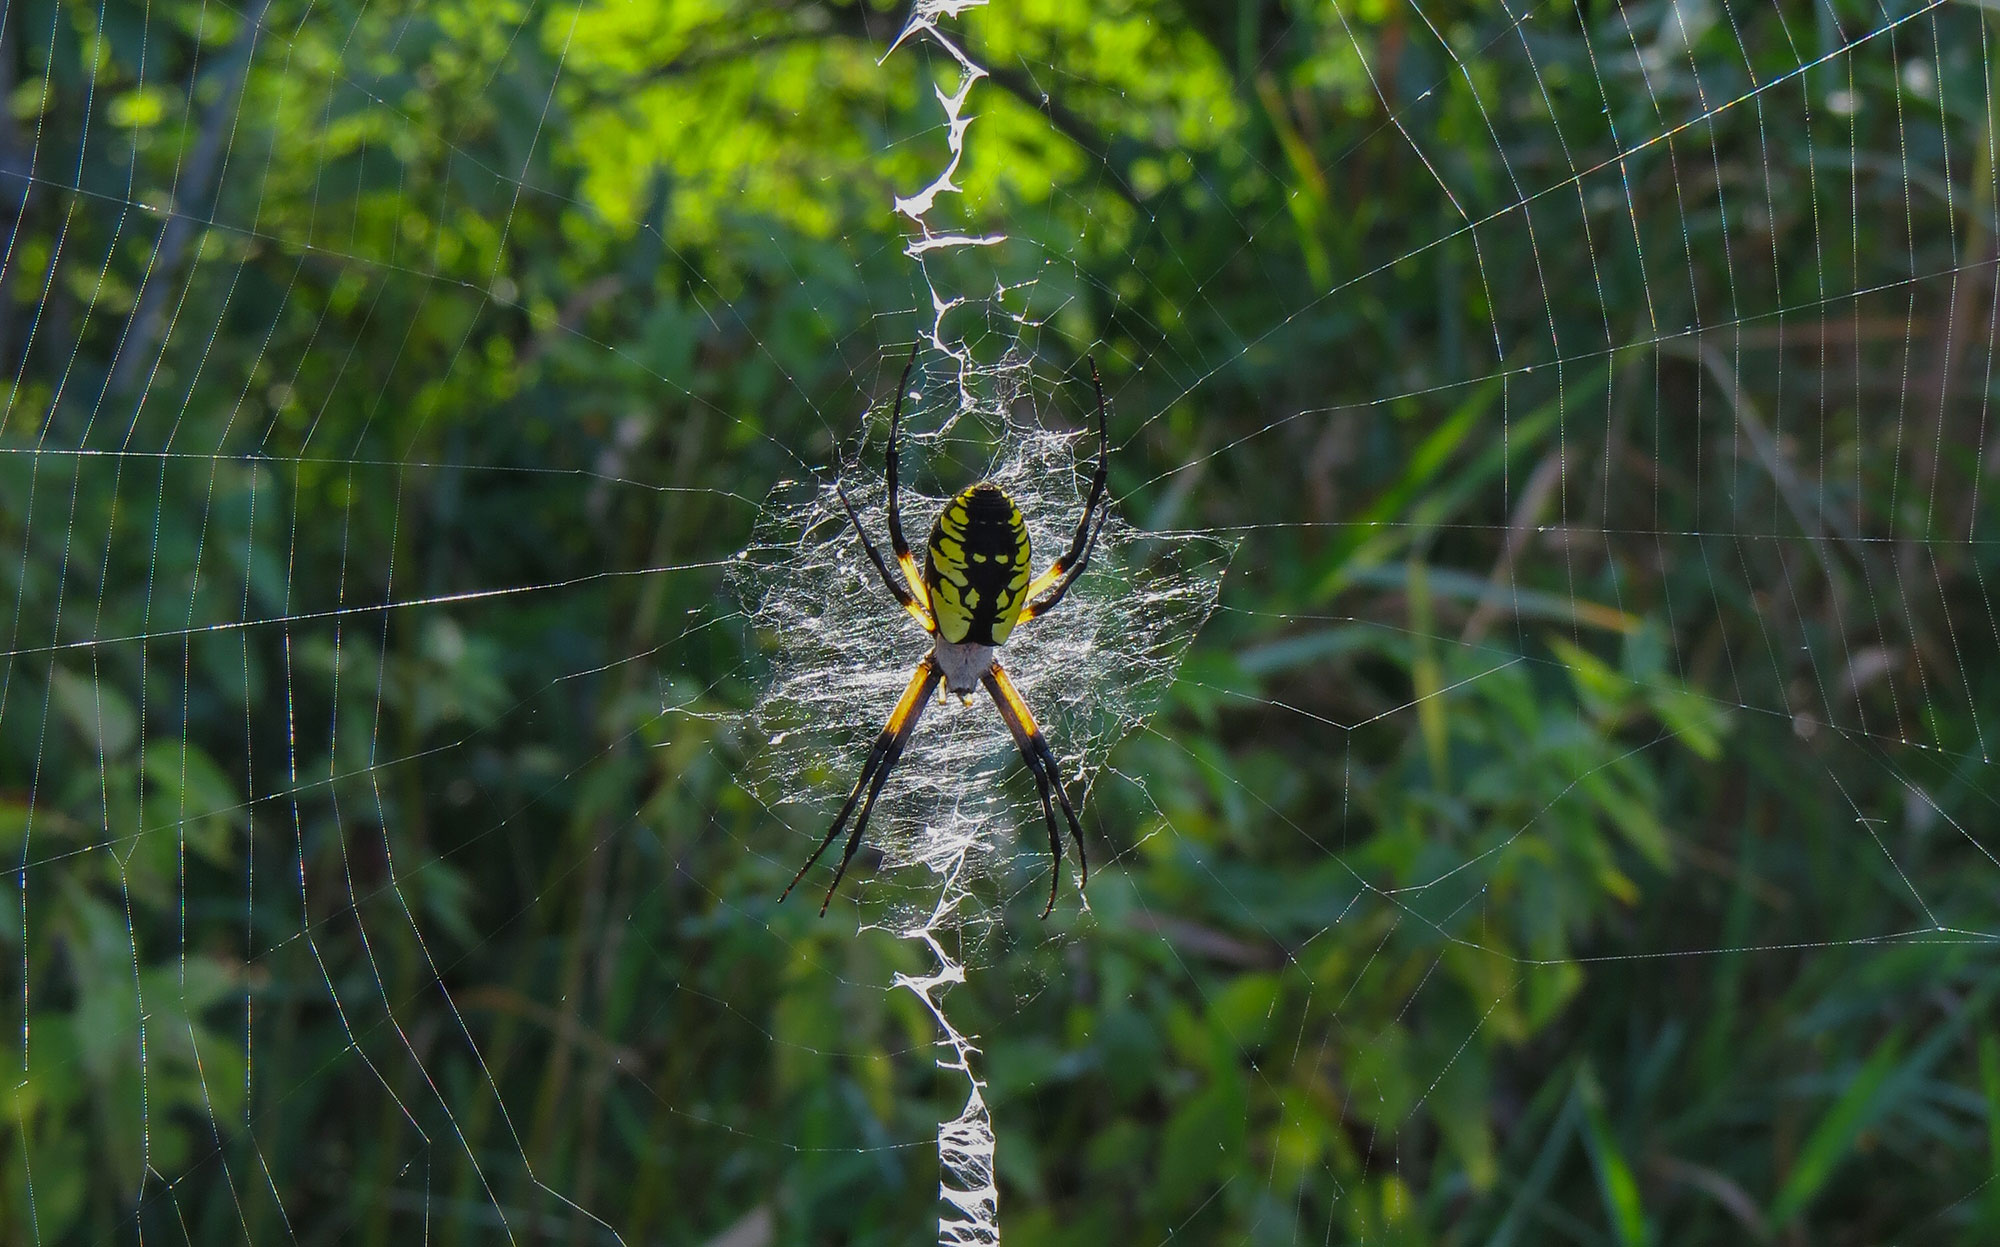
xmin=837 ymin=480 xmax=927 ymax=628
xmin=885 ymin=341 xmax=923 ymax=595
xmin=1019 ymin=355 xmax=1112 ymax=623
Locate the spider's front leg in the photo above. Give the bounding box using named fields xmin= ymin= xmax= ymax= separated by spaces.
xmin=1018 ymin=356 xmax=1111 ymax=625
xmin=836 ymin=479 xmax=932 ymax=633
xmin=836 ymin=346 xmax=935 ymax=633
xmin=882 ymin=344 xmax=932 ymax=613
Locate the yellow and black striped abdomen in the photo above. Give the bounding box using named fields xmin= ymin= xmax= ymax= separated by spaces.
xmin=925 ymin=483 xmax=1032 ymax=646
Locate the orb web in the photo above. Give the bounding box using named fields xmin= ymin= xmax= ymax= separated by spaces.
xmin=6 ymin=0 xmax=1997 ymax=1240
xmin=730 ymin=355 xmax=1233 ymax=932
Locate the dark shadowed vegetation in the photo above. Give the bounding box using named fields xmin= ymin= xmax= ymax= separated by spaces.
xmin=3 ymin=0 xmax=1998 ymax=1242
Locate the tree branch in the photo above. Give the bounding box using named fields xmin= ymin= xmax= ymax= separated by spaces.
xmin=105 ymin=0 xmax=276 ymax=401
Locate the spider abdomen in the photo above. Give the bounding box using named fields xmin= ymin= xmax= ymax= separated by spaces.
xmin=926 ymin=483 xmax=1032 ymax=646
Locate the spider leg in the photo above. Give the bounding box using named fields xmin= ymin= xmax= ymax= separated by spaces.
xmin=1018 ymin=356 xmax=1111 ymax=624
xmin=1019 ymin=722 xmax=1065 ymax=918
xmin=779 ymin=657 xmax=942 ymax=914
xmin=983 ymin=661 xmax=1087 ymax=917
xmin=1018 ymin=508 xmax=1109 ymax=624
xmin=837 ymin=480 xmax=932 ymax=631
xmin=1032 ymin=729 xmax=1087 ymax=890
xmin=883 ymin=343 xmax=932 ymax=613
xmin=981 ymin=668 xmax=1061 ymax=917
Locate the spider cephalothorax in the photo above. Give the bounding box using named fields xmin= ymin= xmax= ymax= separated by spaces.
xmin=778 ymin=350 xmax=1109 ymax=918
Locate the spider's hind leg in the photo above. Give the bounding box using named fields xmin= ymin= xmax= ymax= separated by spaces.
xmin=1021 ymin=745 xmax=1064 ymax=919
xmin=983 ymin=662 xmax=1087 ymax=918
xmin=780 ymin=656 xmax=942 ymax=915
xmin=1034 ymin=733 xmax=1087 ymax=891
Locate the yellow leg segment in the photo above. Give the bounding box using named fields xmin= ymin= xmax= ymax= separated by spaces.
xmin=897 ymin=549 xmax=931 ymax=618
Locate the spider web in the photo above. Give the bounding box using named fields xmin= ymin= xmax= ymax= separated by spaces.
xmin=3 ymin=0 xmax=1998 ymax=1243
xmin=729 ymin=347 xmax=1231 ymax=1240
xmin=730 ymin=370 xmax=1232 ymax=931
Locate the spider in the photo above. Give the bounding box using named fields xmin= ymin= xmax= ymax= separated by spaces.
xmin=779 ymin=350 xmax=1110 ymax=919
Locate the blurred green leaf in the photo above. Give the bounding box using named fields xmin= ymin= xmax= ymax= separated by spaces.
xmin=1577 ymin=1063 xmax=1651 ymax=1247
xmin=1767 ymin=1029 xmax=1905 ymax=1228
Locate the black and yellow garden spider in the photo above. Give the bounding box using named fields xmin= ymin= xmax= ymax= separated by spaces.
xmin=779 ymin=351 xmax=1110 ymax=919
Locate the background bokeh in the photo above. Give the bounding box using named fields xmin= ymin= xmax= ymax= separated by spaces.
xmin=4 ymin=0 xmax=1998 ymax=1243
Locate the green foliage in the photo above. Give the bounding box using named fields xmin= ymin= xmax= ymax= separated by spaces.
xmin=4 ymin=0 xmax=1997 ymax=1242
